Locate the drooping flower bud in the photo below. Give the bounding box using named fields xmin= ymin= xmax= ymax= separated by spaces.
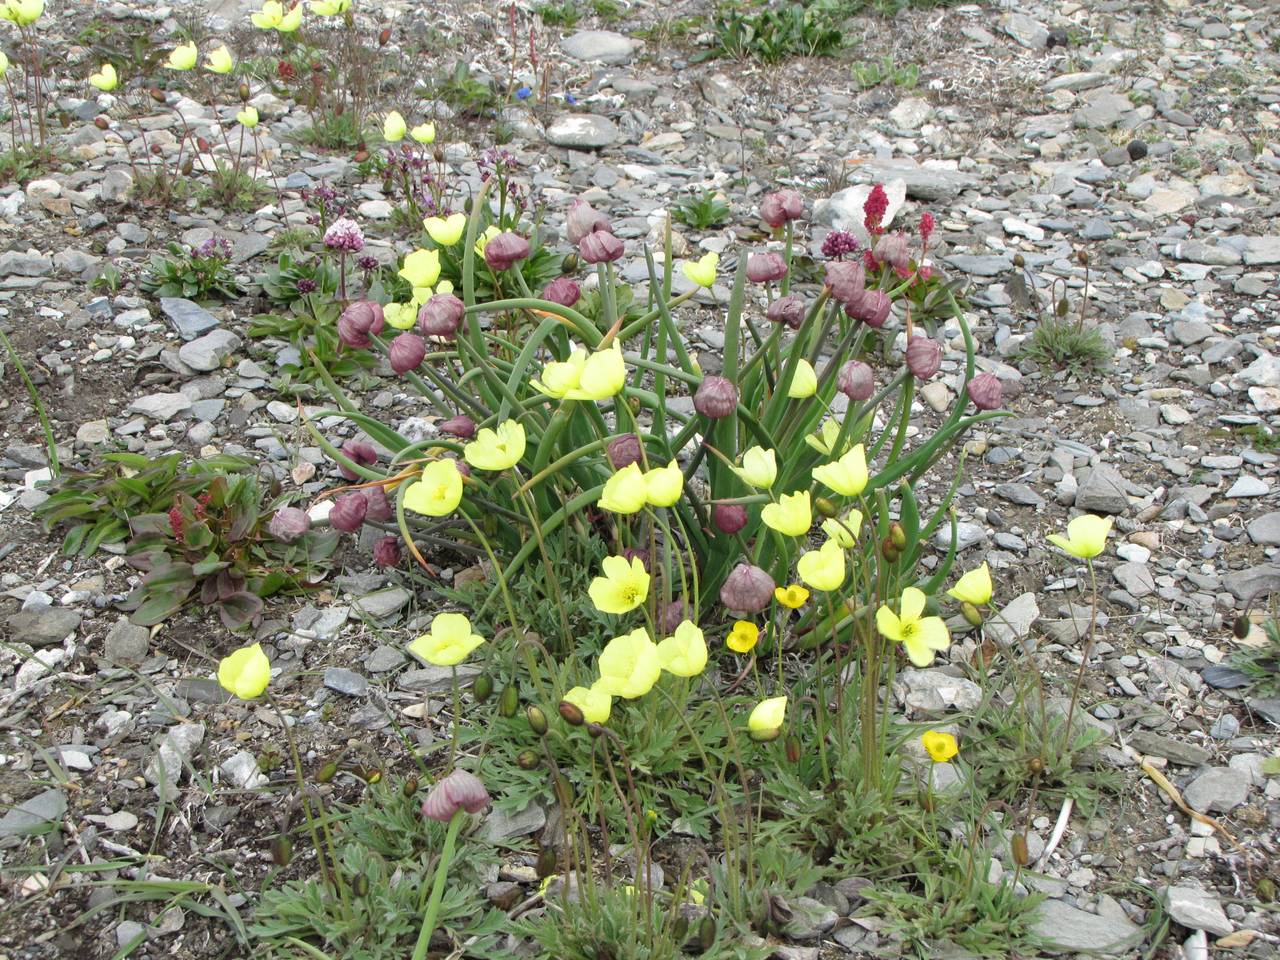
xmin=483 ymin=231 xmax=530 ymax=272
xmin=339 ymin=440 xmax=378 ymax=481
xmin=373 ymin=535 xmax=401 ymax=567
xmin=905 ymin=337 xmax=941 ymax=380
xmin=658 ymin=598 xmax=688 ymax=634
xmin=848 ymin=289 xmax=892 ymax=328
xmin=814 ymin=496 xmax=838 ymax=519
xmin=541 ymin=276 xmax=581 ymax=307
xmin=765 ymin=293 xmax=806 ymax=330
xmin=498 ymin=682 xmax=519 ymax=717
xmin=1011 ymin=833 xmax=1030 ymax=866
xmin=330 ymin=492 xmax=368 ymax=533
xmin=889 ymin=522 xmax=907 ymax=551
xmin=874 ymin=232 xmax=910 ymax=270
xmin=578 ymin=230 xmax=624 ymax=264
xmin=759 ymin=189 xmax=803 ymax=229
xmin=417 ymin=293 xmax=465 ymax=338
xmin=606 ymin=433 xmax=643 ymax=470
xmin=693 ymin=375 xmax=738 ymax=419
xmin=558 ymin=699 xmax=585 ymax=726
xmin=961 ymin=601 xmax=983 ymax=627
xmin=565 ymin=198 xmax=611 ymax=244
xmin=824 ymin=260 xmax=865 ymax=305
xmin=268 ymin=507 xmax=311 ymax=543
xmin=439 ymin=415 xmax=477 ymax=440
xmin=421 ymin=768 xmax=491 ymax=822
xmin=720 ymin=563 xmax=775 ymax=614
xmin=389 ymin=332 xmax=426 ymax=374
xmin=363 ymin=485 xmax=393 ymax=522
xmin=966 ymin=372 xmax=1003 ymax=411
xmin=713 ymin=503 xmax=748 ymax=535
xmin=746 ymin=252 xmax=787 ymax=283
xmin=526 ymin=705 xmax=548 ymax=736
xmin=785 ymin=734 xmax=802 ymax=764
xmin=837 ymin=361 xmax=875 ymax=401
xmin=516 ymin=749 xmax=540 ymax=770
xmin=338 ymin=301 xmax=384 ymax=348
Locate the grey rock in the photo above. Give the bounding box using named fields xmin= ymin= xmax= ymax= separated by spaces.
xmin=1127 ymin=731 xmax=1210 ymax=766
xmin=7 ymin=607 xmax=82 ymax=647
xmin=178 ymin=329 xmax=240 ymax=372
xmin=483 ymin=802 xmax=546 ymax=843
xmin=995 ymin=483 xmax=1045 ymax=507
xmin=146 ymin=723 xmax=205 ymax=800
xmin=1164 ymin=886 xmax=1231 ymax=936
xmin=888 ymin=97 xmax=932 ymax=130
xmin=0 ymin=250 xmax=52 ymax=276
xmin=1182 ymin=767 xmax=1248 ymax=813
xmin=1226 ymin=475 xmax=1268 ymax=498
xmin=1248 ymin=698 xmax=1280 ymax=725
xmin=1112 ymin=563 xmax=1155 ymax=599
xmin=934 ymin=520 xmax=986 ymax=551
xmin=1001 ymin=12 xmax=1049 ymax=49
xmin=781 ymin=897 xmax=839 ymax=941
xmin=0 ymin=789 xmax=66 ymax=837
xmin=100 ymin=168 xmax=133 ymax=203
xmin=945 ymin=254 xmax=1010 ymax=277
xmin=365 ymin=645 xmax=406 ymax=673
xmin=1238 ymin=353 xmax=1280 ymax=388
xmin=220 ymin=750 xmax=268 ymax=789
xmin=1174 ymin=241 xmax=1241 ymax=266
xmin=104 ymin=620 xmax=150 ymax=664
xmin=1075 ymin=464 xmax=1129 ymax=514
xmin=129 ymin=393 xmax=192 ymax=421
xmin=813 ymin=180 xmax=906 ymax=246
xmin=699 ymin=73 xmax=743 ymax=110
xmin=1032 ymin=899 xmax=1139 ymax=954
xmin=1074 ymin=91 xmax=1132 ymax=129
xmin=560 ymin=30 xmax=637 ymax=65
xmin=1242 ymin=237 xmax=1280 ymax=266
xmin=323 ymin=667 xmax=368 ymax=697
xmin=852 ymin=159 xmax=979 ymax=202
xmin=894 ymin=668 xmax=982 ymax=715
xmin=1222 ymin=564 xmax=1280 ymax=602
xmin=160 ymin=298 xmax=220 ymax=340
xmin=546 ymin=114 xmax=619 ymax=150
xmin=352 ymin=587 xmax=411 ymax=620
xmin=985 ymin=592 xmax=1040 ymax=646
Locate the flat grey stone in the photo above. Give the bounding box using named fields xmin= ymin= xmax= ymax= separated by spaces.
xmin=560 ymin=30 xmax=637 ymax=65
xmin=1112 ymin=563 xmax=1155 ymax=599
xmin=178 ymin=329 xmax=240 ymax=372
xmin=220 ymin=750 xmax=267 ymax=789
xmin=1222 ymin=564 xmax=1280 ymax=602
xmin=365 ymin=645 xmax=406 ymax=673
xmin=128 ymin=393 xmax=192 ymax=421
xmin=852 ymin=159 xmax=980 ymax=203
xmin=945 ymin=254 xmax=1010 ymax=277
xmin=1075 ymin=464 xmax=1129 ymax=514
xmin=146 ymin=723 xmax=205 ymax=800
xmin=323 ymin=666 xmax=368 ymax=697
xmin=813 ymin=180 xmax=906 ymax=246
xmin=0 ymin=788 xmax=66 ymax=837
xmin=1001 ymin=12 xmax=1048 ymax=48
xmin=104 ymin=620 xmax=150 ymax=664
xmin=1164 ymin=886 xmax=1231 ymax=936
xmin=985 ymin=592 xmax=1040 ymax=646
xmin=160 ymin=298 xmax=220 ymax=340
xmin=351 ymin=587 xmax=411 ymax=620
xmin=7 ymin=607 xmax=82 ymax=647
xmin=483 ymin=802 xmax=546 ymax=843
xmin=545 ymin=114 xmax=619 ymax=150
xmin=994 ymin=483 xmax=1045 ymax=507
xmin=893 ymin=668 xmax=982 ymax=715
xmin=1127 ymin=731 xmax=1210 ymax=766
xmin=1182 ymin=767 xmax=1248 ymax=813
xmin=1032 ymin=899 xmax=1139 ymax=954
xmin=1242 ymin=237 xmax=1280 ymax=266
xmin=0 ymin=250 xmax=52 ymax=276
xmin=781 ymin=897 xmax=839 ymax=941
xmin=1173 ymin=241 xmax=1241 ymax=266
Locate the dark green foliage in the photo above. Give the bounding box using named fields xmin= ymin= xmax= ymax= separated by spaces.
xmin=140 ymin=241 xmax=240 ymax=301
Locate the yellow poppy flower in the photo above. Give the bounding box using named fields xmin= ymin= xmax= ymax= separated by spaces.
xmin=657 ymin=621 xmax=707 ymax=677
xmin=236 ymin=106 xmax=259 ymax=129
xmin=805 ymin=418 xmax=846 ymax=456
xmin=383 ymin=110 xmax=407 ymax=142
xmin=309 ymin=0 xmax=350 ymax=15
xmin=1046 ymin=514 xmax=1112 ymax=560
xmin=797 ymin=539 xmax=845 ymax=592
xmin=531 ymin=343 xmax=625 ymax=401
xmin=726 ymin=620 xmax=759 ymax=654
xmin=596 ymin=628 xmax=661 ymax=699
xmin=599 ymin=462 xmax=647 ymax=514
xmin=876 ymin=587 xmax=951 ymax=667
xmin=774 ymin=584 xmax=809 ymax=609
xmin=681 ymin=252 xmax=718 ymax=288
xmin=4 ymin=0 xmax=42 ymax=26
xmin=408 ymin=612 xmax=484 ymax=667
xmin=424 ymin=212 xmax=466 ymax=247
xmin=464 ymin=420 xmax=525 ymax=471
xmin=947 ymin=562 xmax=992 ymax=606
xmin=644 ymin=460 xmax=683 ymax=507
xmin=921 ymin=730 xmax=958 ymax=762
xmin=399 ymin=248 xmax=441 ymax=289
xmin=88 ymin=63 xmax=118 ymax=92
xmin=813 ymin=443 xmax=868 ymax=497
xmin=748 ymin=695 xmax=786 ymax=741
xmin=217 ymin=642 xmax=270 ymax=699
xmin=787 ymin=358 xmax=817 ymax=399
xmin=732 ymin=446 xmax=776 ymax=490
xmin=563 ymin=683 xmax=611 ymax=723
xmin=411 ymin=122 xmax=437 ymax=144
xmin=821 ymin=508 xmax=863 ymax=548
xmin=382 ymin=302 xmax=415 ymax=330
xmin=165 ymin=42 xmax=198 ymax=72
xmin=761 ymin=490 xmax=811 ymax=537
xmin=204 ymin=45 xmax=234 ymax=75
xmin=588 ymin=554 xmax=650 ymax=615
xmin=403 ymin=459 xmax=463 ymax=517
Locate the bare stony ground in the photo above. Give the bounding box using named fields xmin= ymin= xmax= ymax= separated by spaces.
xmin=0 ymin=0 xmax=1279 ymax=957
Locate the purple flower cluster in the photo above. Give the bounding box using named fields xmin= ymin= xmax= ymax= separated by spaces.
xmin=194 ymin=235 xmax=233 ymax=261
xmin=821 ymin=230 xmax=859 ymax=260
xmin=323 ymin=217 xmax=365 ymax=253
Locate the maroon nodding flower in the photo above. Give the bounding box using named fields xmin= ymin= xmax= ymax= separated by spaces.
xmin=824 ymin=260 xmax=866 ymax=306
xmin=268 ymin=506 xmax=311 ymax=543
xmin=579 ymin=230 xmax=625 ymax=264
xmin=838 ymin=360 xmax=875 ymax=401
xmin=847 ymin=289 xmax=892 ymax=328
xmin=439 ymin=415 xmax=477 ymax=440
xmin=373 ymin=535 xmax=401 ymax=568
xmin=340 ymin=440 xmax=378 ymax=481
xmin=766 ymin=294 xmax=806 ymax=330
xmin=422 ymin=768 xmax=491 ymax=822
xmin=863 ymin=183 xmax=889 ymax=237
xmin=338 ymin=301 xmax=385 ymax=349
xmin=905 ymin=337 xmax=941 ymax=380
xmin=693 ymin=376 xmax=738 ymax=419
xmin=720 ymin=562 xmax=775 ymax=614
xmin=330 ymin=492 xmax=368 ymax=533
xmin=821 ymin=229 xmax=860 ymax=260
xmin=658 ymin=598 xmax=688 ymax=634
xmin=417 ymin=293 xmax=466 ymax=339
xmin=606 ymin=433 xmax=642 ymax=470
xmin=363 ymin=485 xmax=393 ymax=523
xmin=621 ymin=547 xmax=650 ymax=567
xmin=542 ymin=277 xmax=581 ymax=307
xmin=389 ymin=332 xmax=426 ymax=374
xmin=483 ymin=232 xmax=530 ymax=272
xmin=713 ymin=503 xmax=748 ymax=536
xmin=746 ymin=252 xmax=787 ymax=284
xmin=874 ymin=233 xmax=910 ymax=271
xmin=565 ymin=198 xmax=612 ymax=244
xmin=759 ymin=189 xmax=803 ymax=229
xmin=966 ymin=372 xmax=1003 ymax=411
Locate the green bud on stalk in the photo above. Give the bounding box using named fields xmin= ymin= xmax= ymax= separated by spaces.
xmin=526 ymin=705 xmax=548 ymax=736
xmin=498 ymin=682 xmax=519 ymax=717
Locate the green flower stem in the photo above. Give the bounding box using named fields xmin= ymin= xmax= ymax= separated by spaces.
xmin=409 ymin=809 xmax=464 ymax=960
xmin=781 ymin=221 xmax=793 ymax=297
xmin=1061 ymin=558 xmax=1098 ymax=753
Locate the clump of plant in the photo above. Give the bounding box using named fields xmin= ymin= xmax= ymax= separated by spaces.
xmin=121 ymin=469 xmax=338 ymax=628
xmin=674 ymin=187 xmax=731 ymax=230
xmin=1016 ymin=252 xmax=1111 ymax=377
xmin=0 ymin=0 xmax=55 ymax=178
xmin=712 ymin=1 xmax=843 ymax=64
xmin=853 ymin=53 xmax=920 ymax=89
xmin=140 ymin=236 xmax=240 ymax=301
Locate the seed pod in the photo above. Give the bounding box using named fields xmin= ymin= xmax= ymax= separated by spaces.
xmin=403 ymin=776 xmax=419 ymax=796
xmin=150 ymin=143 xmax=162 ymax=156
xmin=353 ymin=149 xmax=368 ymax=163
xmin=1077 ymin=250 xmax=1089 ymax=265
xmin=814 ymin=496 xmax=838 ymax=519
xmin=498 ymin=682 xmax=519 ymax=717
xmin=1012 ymin=253 xmax=1025 ymax=268
xmin=516 ymin=749 xmax=540 ymax=770
xmin=558 ymin=700 xmax=585 ymax=726
xmin=536 ymin=846 xmax=557 ymax=878
xmin=1232 ymin=614 xmax=1250 ymax=640
xmin=378 ymin=27 xmax=391 ymax=46
xmin=432 ymin=146 xmax=444 ymax=163
xmin=1027 ymin=756 xmax=1045 ymax=776
xmin=785 ymin=734 xmax=801 ymax=764
xmin=473 ymin=674 xmax=494 ymax=702
xmin=238 ymin=82 xmax=250 ymax=103
xmin=526 ymin=705 xmax=548 ymax=736
xmin=961 ymin=601 xmax=984 ymax=628
xmin=1257 ymin=876 xmax=1276 ymax=903
xmin=353 ymin=874 xmax=369 ymax=896
xmin=270 ymin=835 xmax=293 ymax=867
xmin=672 ymin=915 xmax=689 ymax=943
xmin=149 ymin=86 xmax=165 ymax=103
xmin=881 ymin=538 xmax=899 ymax=563
xmin=585 ymin=722 xmax=605 ymax=739
xmin=1011 ymin=833 xmax=1030 ymax=866
xmin=94 ymin=115 xmax=109 ymax=130
xmin=315 ymin=761 xmax=338 ymax=783
xmin=1056 ymin=297 xmax=1070 ymax=317
xmin=698 ymin=915 xmax=717 ymax=951
xmin=889 ymin=522 xmax=907 ymax=551
xmin=181 ymin=158 xmax=193 ymax=176
xmin=197 ymin=136 xmax=211 ymax=153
